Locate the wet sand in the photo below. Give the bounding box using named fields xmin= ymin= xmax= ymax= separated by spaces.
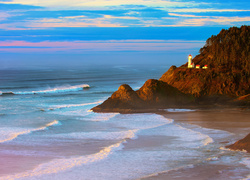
xmin=142 ymin=108 xmax=250 ymax=180
xmin=162 ymin=109 xmax=250 ymax=135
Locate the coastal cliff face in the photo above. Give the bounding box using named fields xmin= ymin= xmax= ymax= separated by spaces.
xmin=226 ymin=133 xmax=250 ymax=153
xmin=160 ymin=66 xmax=249 ymax=98
xmin=92 ymin=25 xmax=250 ymax=112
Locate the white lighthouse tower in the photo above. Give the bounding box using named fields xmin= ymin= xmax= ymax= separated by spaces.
xmin=188 ymin=54 xmax=194 ymax=68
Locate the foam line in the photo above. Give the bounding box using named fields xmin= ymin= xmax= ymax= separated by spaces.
xmin=1 ymin=141 xmax=125 ymax=179
xmin=51 ymin=129 xmax=138 ymax=140
xmin=50 ymin=101 xmax=103 ymax=110
xmin=165 ymin=109 xmax=196 ymax=112
xmin=0 ymin=120 xmax=61 ymax=143
xmin=1 ymin=84 xmax=89 ymax=95
xmin=176 ymin=124 xmax=214 ymax=146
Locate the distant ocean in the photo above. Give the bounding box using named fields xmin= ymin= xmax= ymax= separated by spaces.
xmin=0 ymin=65 xmax=249 ymax=180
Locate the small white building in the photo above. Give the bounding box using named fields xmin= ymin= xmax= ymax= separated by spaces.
xmin=202 ymin=65 xmax=208 ymax=69
xmin=188 ymin=54 xmax=195 ymax=68
xmin=196 ymin=65 xmax=200 ymax=69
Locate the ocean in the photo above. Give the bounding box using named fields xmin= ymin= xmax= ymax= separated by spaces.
xmin=0 ymin=65 xmax=249 ymax=180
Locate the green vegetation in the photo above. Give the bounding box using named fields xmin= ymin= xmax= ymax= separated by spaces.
xmin=161 ymin=25 xmax=250 ymax=97
xmin=197 ymin=25 xmax=250 ymax=71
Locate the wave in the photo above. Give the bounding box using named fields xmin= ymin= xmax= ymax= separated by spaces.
xmin=1 ymin=140 xmax=125 ymax=179
xmin=50 ymin=101 xmax=103 ymax=110
xmin=241 ymin=158 xmax=250 ymax=180
xmin=175 ymin=124 xmax=214 ymax=147
xmin=51 ymin=129 xmax=138 ymax=140
xmin=0 ymin=120 xmax=61 ymax=143
xmin=89 ymin=113 xmax=119 ymax=122
xmin=0 ymin=84 xmax=89 ymax=96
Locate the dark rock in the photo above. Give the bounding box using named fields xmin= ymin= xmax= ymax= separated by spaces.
xmin=226 ymin=133 xmax=250 ymax=153
xmin=1 ymin=92 xmax=15 ymax=96
xmin=136 ymin=79 xmax=194 ymax=106
xmin=92 ymin=80 xmax=194 ymax=113
xmin=91 ymin=84 xmax=145 ymax=112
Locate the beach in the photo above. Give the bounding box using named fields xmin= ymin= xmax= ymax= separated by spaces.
xmin=143 ymin=109 xmax=250 ymax=180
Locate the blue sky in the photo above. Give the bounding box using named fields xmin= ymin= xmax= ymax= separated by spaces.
xmin=0 ymin=0 xmax=249 ymax=68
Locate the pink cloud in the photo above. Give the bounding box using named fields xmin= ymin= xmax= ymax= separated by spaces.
xmin=0 ymin=40 xmax=205 ymax=53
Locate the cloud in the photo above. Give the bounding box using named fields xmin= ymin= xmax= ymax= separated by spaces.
xmin=0 ymin=40 xmax=205 ymax=53
xmin=0 ymin=0 xmax=206 ymax=10
xmin=176 ymin=16 xmax=250 ymax=26
xmin=169 ymin=8 xmax=250 ymax=13
xmin=27 ymin=15 xmax=137 ymax=28
xmin=1 ymin=0 xmax=249 ymax=30
xmin=168 ymin=13 xmax=206 ymax=18
xmin=0 ymin=2 xmax=42 ymax=10
xmin=0 ymin=12 xmax=11 ymax=21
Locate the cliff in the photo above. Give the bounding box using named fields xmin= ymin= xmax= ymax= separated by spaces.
xmin=92 ymin=25 xmax=250 ymax=113
xmin=226 ymin=133 xmax=250 ymax=153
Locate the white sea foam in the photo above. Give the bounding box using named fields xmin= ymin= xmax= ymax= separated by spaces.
xmin=206 ymin=156 xmax=219 ymax=161
xmin=0 ymin=120 xmax=61 ymax=143
xmin=165 ymin=108 xmax=196 ymax=112
xmin=241 ymin=158 xmax=250 ymax=180
xmin=51 ymin=129 xmax=138 ymax=140
xmin=89 ymin=113 xmax=119 ymax=122
xmin=1 ymin=141 xmax=125 ymax=180
xmin=50 ymin=100 xmax=103 ymax=110
xmin=11 ymin=84 xmax=89 ymax=95
xmin=112 ymin=114 xmax=173 ymax=130
xmin=175 ymin=124 xmax=214 ymax=147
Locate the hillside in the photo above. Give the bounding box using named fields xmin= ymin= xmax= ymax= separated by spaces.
xmin=92 ymin=26 xmax=250 ymax=112
xmin=160 ymin=25 xmax=250 ymax=98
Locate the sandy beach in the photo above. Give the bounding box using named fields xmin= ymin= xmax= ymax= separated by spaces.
xmin=142 ymin=108 xmax=250 ymax=180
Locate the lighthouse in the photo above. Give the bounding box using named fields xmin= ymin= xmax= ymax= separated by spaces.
xmin=188 ymin=54 xmax=195 ymax=68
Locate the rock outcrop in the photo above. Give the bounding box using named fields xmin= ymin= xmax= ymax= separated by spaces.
xmin=92 ymin=80 xmax=194 ymax=113
xmin=92 ymin=84 xmax=144 ymax=112
xmin=137 ymin=79 xmax=194 ymax=106
xmin=226 ymin=133 xmax=250 ymax=153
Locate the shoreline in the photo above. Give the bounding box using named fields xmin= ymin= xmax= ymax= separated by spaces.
xmin=140 ymin=108 xmax=250 ymax=180
xmin=92 ymin=104 xmax=250 ymax=114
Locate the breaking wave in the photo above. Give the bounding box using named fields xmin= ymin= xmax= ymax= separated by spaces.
xmin=51 ymin=129 xmax=138 ymax=140
xmin=0 ymin=84 xmax=90 ymax=95
xmin=164 ymin=109 xmax=196 ymax=112
xmin=0 ymin=120 xmax=61 ymax=143
xmin=50 ymin=101 xmax=103 ymax=110
xmin=1 ymin=140 xmax=125 ymax=179
xmin=175 ymin=124 xmax=214 ymax=147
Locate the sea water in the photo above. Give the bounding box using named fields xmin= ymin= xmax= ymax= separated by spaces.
xmin=0 ymin=65 xmax=249 ymax=180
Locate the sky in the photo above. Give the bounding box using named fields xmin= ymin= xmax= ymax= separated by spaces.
xmin=0 ymin=0 xmax=249 ymax=68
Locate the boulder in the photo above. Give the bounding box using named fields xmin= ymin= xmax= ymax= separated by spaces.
xmin=226 ymin=133 xmax=250 ymax=153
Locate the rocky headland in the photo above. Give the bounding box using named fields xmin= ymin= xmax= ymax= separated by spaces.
xmin=92 ymin=25 xmax=250 ymax=113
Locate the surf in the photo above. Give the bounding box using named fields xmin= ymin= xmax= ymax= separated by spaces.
xmin=0 ymin=120 xmax=61 ymax=143
xmin=0 ymin=84 xmax=90 ymax=96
